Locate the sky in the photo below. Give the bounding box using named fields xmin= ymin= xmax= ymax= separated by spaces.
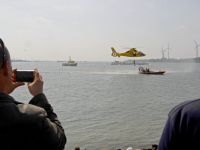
xmin=1 ymin=0 xmax=200 ymax=61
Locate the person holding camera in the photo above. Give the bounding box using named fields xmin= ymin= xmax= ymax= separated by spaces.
xmin=0 ymin=38 xmax=66 ymax=150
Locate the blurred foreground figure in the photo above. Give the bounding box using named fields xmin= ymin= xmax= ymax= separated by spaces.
xmin=158 ymin=98 xmax=200 ymax=150
xmin=0 ymin=38 xmax=66 ymax=150
xmin=74 ymin=146 xmax=80 ymax=150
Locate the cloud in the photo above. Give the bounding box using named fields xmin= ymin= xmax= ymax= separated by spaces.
xmin=32 ymin=17 xmax=52 ymax=25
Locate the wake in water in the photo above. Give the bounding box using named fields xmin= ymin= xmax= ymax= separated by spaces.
xmin=43 ymin=70 xmax=139 ymax=75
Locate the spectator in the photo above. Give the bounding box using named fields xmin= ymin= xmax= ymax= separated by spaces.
xmin=0 ymin=38 xmax=66 ymax=150
xmin=158 ymin=98 xmax=200 ymax=149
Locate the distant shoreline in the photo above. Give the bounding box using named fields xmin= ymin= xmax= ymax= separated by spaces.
xmin=144 ymin=57 xmax=200 ymax=63
xmin=11 ymin=57 xmax=200 ymax=63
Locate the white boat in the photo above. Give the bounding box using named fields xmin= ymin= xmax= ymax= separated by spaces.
xmin=135 ymin=62 xmax=149 ymax=65
xmin=111 ymin=61 xmax=121 ymax=65
xmin=62 ymin=57 xmax=77 ymax=66
xmin=111 ymin=60 xmax=148 ymax=65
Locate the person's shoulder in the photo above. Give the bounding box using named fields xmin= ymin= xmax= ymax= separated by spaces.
xmin=169 ymin=98 xmax=200 ymax=116
xmin=0 ymin=103 xmax=47 ymax=127
xmin=18 ymin=103 xmax=47 ymax=117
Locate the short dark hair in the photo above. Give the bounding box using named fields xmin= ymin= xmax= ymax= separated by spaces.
xmin=0 ymin=39 xmax=9 ymax=68
xmin=0 ymin=41 xmax=4 ymax=68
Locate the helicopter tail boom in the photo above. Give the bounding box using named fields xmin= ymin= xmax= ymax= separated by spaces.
xmin=111 ymin=47 xmax=119 ymax=57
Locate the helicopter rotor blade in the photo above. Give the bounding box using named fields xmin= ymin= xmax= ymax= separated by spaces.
xmin=121 ymin=46 xmax=144 ymax=49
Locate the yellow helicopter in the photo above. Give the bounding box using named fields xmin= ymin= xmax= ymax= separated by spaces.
xmin=111 ymin=47 xmax=146 ymax=57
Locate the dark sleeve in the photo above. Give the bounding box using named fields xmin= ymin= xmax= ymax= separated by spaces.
xmin=158 ymin=117 xmax=173 ymax=150
xmin=158 ymin=109 xmax=183 ymax=150
xmin=29 ymin=93 xmax=67 ymax=150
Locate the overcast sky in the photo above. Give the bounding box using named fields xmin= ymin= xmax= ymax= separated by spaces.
xmin=1 ymin=0 xmax=200 ymax=61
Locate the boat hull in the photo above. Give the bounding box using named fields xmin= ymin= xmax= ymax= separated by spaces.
xmin=62 ymin=63 xmax=77 ymax=66
xmin=139 ymin=71 xmax=165 ymax=75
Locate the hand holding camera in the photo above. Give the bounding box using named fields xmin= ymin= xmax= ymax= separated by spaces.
xmin=5 ymin=68 xmax=43 ymax=96
xmin=4 ymin=68 xmax=25 ymax=94
xmin=14 ymin=68 xmax=43 ymax=96
xmin=27 ymin=68 xmax=44 ymax=96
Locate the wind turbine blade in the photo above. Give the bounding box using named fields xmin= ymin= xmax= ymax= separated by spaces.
xmin=194 ymin=40 xmax=198 ymax=45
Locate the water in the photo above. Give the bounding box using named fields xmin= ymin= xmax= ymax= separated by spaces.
xmin=10 ymin=61 xmax=200 ymax=150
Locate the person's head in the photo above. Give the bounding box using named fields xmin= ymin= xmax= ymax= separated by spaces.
xmin=74 ymin=146 xmax=80 ymax=150
xmin=0 ymin=39 xmax=11 ymax=68
xmin=0 ymin=38 xmax=12 ymax=89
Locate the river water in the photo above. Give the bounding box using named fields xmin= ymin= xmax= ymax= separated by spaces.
xmin=10 ymin=61 xmax=200 ymax=150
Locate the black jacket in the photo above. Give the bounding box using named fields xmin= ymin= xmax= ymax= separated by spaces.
xmin=0 ymin=93 xmax=66 ymax=150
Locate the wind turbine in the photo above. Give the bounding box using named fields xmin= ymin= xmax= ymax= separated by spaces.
xmin=164 ymin=43 xmax=172 ymax=59
xmin=160 ymin=46 xmax=167 ymax=58
xmin=194 ymin=40 xmax=200 ymax=58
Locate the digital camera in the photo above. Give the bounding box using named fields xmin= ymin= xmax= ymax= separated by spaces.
xmin=16 ymin=70 xmax=34 ymax=82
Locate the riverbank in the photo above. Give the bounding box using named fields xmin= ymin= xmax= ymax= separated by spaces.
xmin=144 ymin=57 xmax=200 ymax=63
xmin=74 ymin=144 xmax=158 ymax=150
